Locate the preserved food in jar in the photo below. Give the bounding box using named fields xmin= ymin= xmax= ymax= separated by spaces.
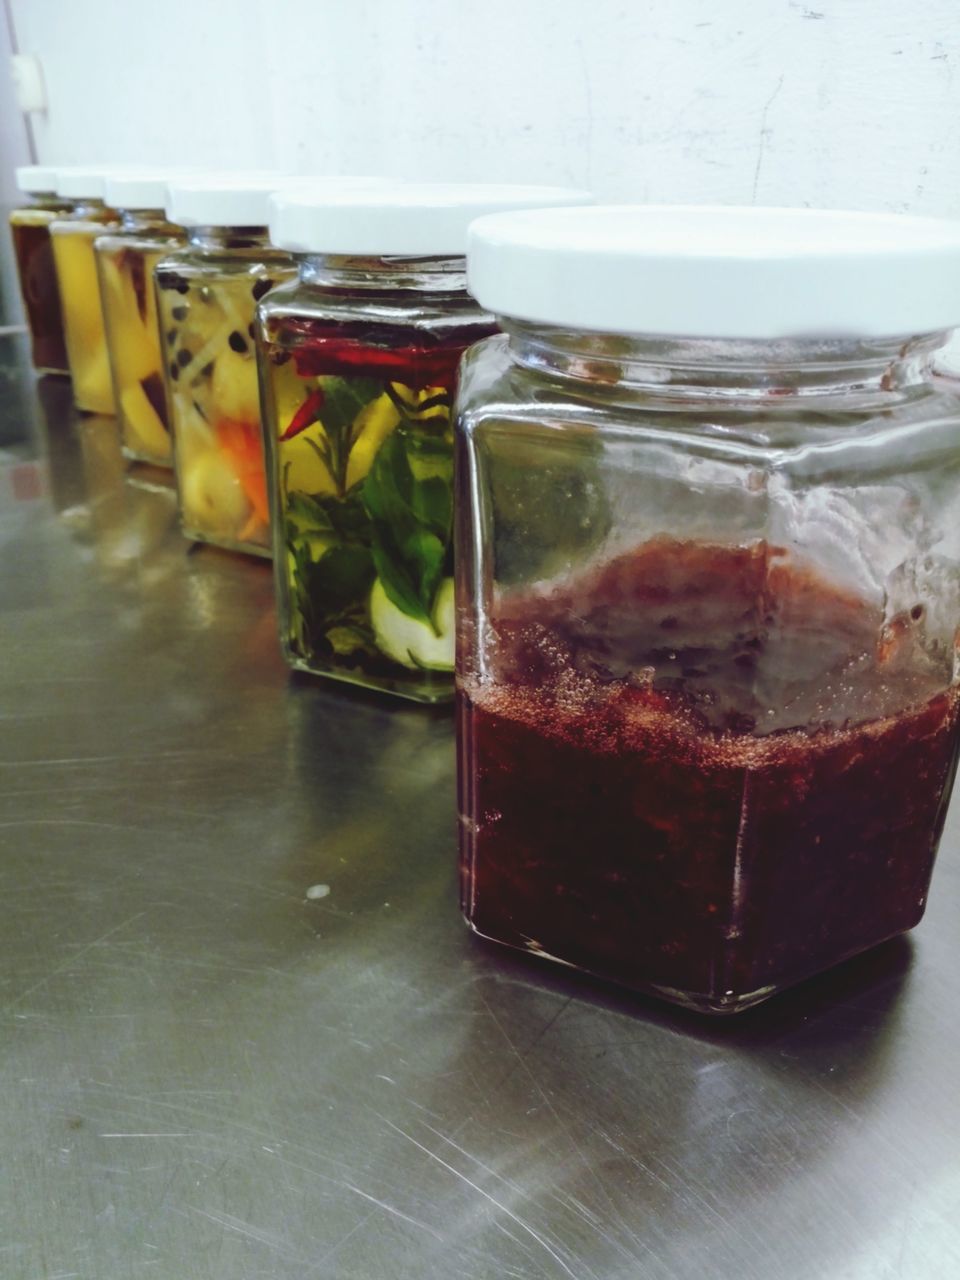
xmin=97 ymin=172 xmax=185 ymax=465
xmin=9 ymin=165 xmax=70 ymax=374
xmin=259 ymin=183 xmax=592 ymax=700
xmin=156 ymin=176 xmax=301 ymax=554
xmin=457 ymin=205 xmax=960 ymax=1011
xmin=50 ymin=166 xmax=121 ymax=413
xmin=460 ymin=537 xmax=960 ymax=1009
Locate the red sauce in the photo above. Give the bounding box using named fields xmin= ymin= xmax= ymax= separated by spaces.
xmin=458 ymin=539 xmax=960 ymax=1012
xmin=278 ymin=316 xmax=492 ymax=386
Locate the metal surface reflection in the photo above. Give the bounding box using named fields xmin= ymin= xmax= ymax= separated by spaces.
xmin=1 ymin=332 xmax=959 ymax=1279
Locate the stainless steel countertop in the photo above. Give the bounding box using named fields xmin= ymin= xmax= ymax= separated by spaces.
xmin=2 ymin=334 xmax=960 ymax=1280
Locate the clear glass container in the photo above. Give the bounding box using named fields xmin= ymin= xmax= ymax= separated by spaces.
xmin=456 ymin=206 xmax=960 ymax=1014
xmin=9 ymin=186 xmax=72 ymax=375
xmin=96 ymin=209 xmax=184 ymax=466
xmin=258 ymin=254 xmax=497 ymax=702
xmin=155 ymin=226 xmax=295 ymax=554
xmin=50 ymin=198 xmax=119 ymax=413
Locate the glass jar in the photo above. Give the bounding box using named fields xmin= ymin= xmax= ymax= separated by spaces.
xmin=49 ymin=167 xmax=121 ymax=413
xmin=456 ymin=205 xmax=960 ymax=1014
xmin=155 ymin=177 xmax=300 ymax=555
xmin=258 ymin=183 xmax=592 ymax=702
xmin=9 ymin=165 xmax=71 ymax=375
xmin=95 ymin=174 xmax=185 ymax=466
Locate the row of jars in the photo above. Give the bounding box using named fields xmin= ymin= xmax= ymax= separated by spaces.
xmin=10 ymin=166 xmax=592 ymax=705
xmin=13 ymin=165 xmax=960 ymax=1014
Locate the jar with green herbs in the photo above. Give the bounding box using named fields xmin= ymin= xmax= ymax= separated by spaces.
xmin=257 ymin=182 xmax=592 ymax=702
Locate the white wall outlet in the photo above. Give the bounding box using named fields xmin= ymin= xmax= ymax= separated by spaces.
xmin=10 ymin=54 xmax=47 ymax=113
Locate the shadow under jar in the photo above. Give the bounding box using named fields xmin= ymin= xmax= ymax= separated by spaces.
xmin=258 ymin=182 xmax=592 ymax=703
xmin=96 ymin=173 xmax=185 ymax=467
xmin=9 ymin=165 xmax=71 ymax=375
xmin=155 ymin=177 xmax=298 ymax=556
xmin=456 ymin=205 xmax=960 ymax=1014
xmin=50 ymin=167 xmax=120 ymax=414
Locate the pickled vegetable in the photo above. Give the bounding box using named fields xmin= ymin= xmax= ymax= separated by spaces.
xmin=99 ymin=244 xmax=172 ymax=464
xmin=262 ymin=315 xmax=490 ymax=699
xmin=51 ymin=222 xmax=116 ymax=414
xmin=156 ymin=266 xmax=291 ymax=554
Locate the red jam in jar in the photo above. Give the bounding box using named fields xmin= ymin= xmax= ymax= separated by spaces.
xmin=459 ymin=539 xmax=960 ymax=1012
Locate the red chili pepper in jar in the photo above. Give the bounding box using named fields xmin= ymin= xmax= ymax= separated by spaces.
xmin=280 ymin=386 xmax=326 ymax=441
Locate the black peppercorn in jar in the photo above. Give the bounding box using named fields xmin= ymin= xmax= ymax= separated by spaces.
xmin=457 ymin=205 xmax=960 ymax=1012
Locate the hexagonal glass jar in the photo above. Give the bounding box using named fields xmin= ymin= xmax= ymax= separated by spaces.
xmin=456 ymin=206 xmax=960 ymax=1013
xmin=155 ymin=178 xmax=297 ymax=555
xmin=9 ymin=166 xmax=71 ymax=375
xmin=96 ymin=174 xmax=186 ymax=466
xmin=50 ymin=167 xmax=120 ymax=413
xmin=257 ymin=183 xmax=592 ymax=702
xmin=259 ymin=253 xmax=494 ymax=700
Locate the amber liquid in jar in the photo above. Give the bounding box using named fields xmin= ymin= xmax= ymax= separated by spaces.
xmin=459 ymin=538 xmax=960 ymax=1013
xmin=50 ymin=205 xmax=119 ymax=413
xmin=156 ymin=240 xmax=295 ymax=556
xmin=98 ymin=217 xmax=182 ymax=466
xmin=10 ymin=205 xmax=70 ymax=375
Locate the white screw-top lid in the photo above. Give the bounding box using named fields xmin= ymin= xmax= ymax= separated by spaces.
xmin=15 ymin=164 xmax=60 ymax=195
xmin=103 ymin=168 xmax=201 ymax=211
xmin=269 ymin=182 xmax=594 ymax=256
xmin=467 ymin=205 xmax=960 ymax=340
xmin=55 ymin=164 xmax=137 ymax=200
xmin=165 ymin=173 xmax=291 ymax=227
xmin=164 ymin=174 xmax=384 ymax=229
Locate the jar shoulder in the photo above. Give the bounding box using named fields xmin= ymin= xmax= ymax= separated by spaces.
xmin=50 ymin=216 xmax=119 ymax=237
xmin=96 ymin=231 xmax=185 ymax=255
xmin=457 ymin=334 xmax=960 ymax=460
xmin=259 ymin=277 xmax=493 ymax=334
xmin=154 ymin=246 xmax=296 ymax=280
xmin=10 ymin=207 xmax=59 ymax=228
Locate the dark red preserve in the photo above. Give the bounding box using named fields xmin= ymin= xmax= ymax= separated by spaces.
xmin=458 ymin=539 xmax=960 ymax=1012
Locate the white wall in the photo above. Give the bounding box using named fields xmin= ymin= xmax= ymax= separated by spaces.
xmin=0 ymin=5 xmax=31 ymax=207
xmin=7 ymin=0 xmax=960 ymax=216
xmin=0 ymin=0 xmax=31 ymax=323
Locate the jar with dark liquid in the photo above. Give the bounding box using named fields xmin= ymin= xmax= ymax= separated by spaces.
xmin=456 ymin=205 xmax=960 ymax=1013
xmin=258 ymin=182 xmax=591 ymax=702
xmin=9 ymin=165 xmax=71 ymax=375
